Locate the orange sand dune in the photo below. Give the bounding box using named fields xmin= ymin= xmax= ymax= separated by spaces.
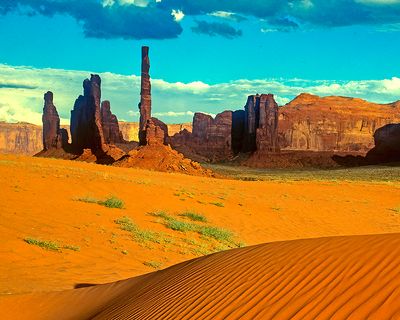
xmin=0 ymin=154 xmax=400 ymax=296
xmin=2 ymin=233 xmax=400 ymax=319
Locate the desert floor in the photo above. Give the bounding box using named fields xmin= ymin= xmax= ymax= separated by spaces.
xmin=0 ymin=154 xmax=399 ymax=296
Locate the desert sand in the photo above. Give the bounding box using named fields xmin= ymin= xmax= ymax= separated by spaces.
xmin=2 ymin=234 xmax=400 ymax=319
xmin=0 ymin=154 xmax=400 ymax=319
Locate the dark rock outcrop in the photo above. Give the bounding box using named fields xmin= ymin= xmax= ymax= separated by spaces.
xmin=139 ymin=46 xmax=152 ymax=145
xmin=101 ymin=100 xmax=124 ymax=144
xmin=42 ymin=91 xmax=68 ymax=150
xmin=70 ymin=75 xmax=106 ymax=154
xmin=365 ymin=123 xmax=400 ymax=164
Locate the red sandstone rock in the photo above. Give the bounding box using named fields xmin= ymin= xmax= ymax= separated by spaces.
xmin=256 ymin=94 xmax=280 ymax=152
xmin=170 ymin=111 xmax=233 ymax=162
xmin=139 ymin=46 xmax=152 ymax=145
xmin=145 ymin=118 xmax=165 ymax=146
xmin=42 ymin=91 xmax=68 ymax=150
xmin=70 ymin=75 xmax=106 ymax=154
xmin=101 ymin=100 xmax=124 ymax=144
xmin=278 ymin=93 xmax=400 ymax=153
xmin=114 ymin=144 xmax=214 ymax=177
xmin=151 ymin=117 xmax=169 ymax=144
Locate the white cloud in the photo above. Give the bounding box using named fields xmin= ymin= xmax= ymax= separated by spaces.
xmin=1 ymin=63 xmax=399 ymax=125
xmin=171 ymin=9 xmax=185 ymax=22
xmin=356 ymin=0 xmax=400 ymax=4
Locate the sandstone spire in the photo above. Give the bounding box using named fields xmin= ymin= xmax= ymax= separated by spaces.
xmin=42 ymin=91 xmax=68 ymax=150
xmin=139 ymin=46 xmax=152 ymax=145
xmin=70 ymin=74 xmax=106 ymax=153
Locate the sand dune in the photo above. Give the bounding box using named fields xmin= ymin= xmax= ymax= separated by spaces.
xmin=2 ymin=233 xmax=400 ymax=319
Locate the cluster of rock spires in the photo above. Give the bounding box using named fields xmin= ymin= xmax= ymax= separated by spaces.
xmin=38 ymin=47 xmax=212 ymax=176
xmin=38 ymin=45 xmax=400 ymax=170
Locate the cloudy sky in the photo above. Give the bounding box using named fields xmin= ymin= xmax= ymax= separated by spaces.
xmin=1 ymin=0 xmax=400 ymax=124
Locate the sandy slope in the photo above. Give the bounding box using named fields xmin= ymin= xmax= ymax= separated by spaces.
xmin=0 ymin=154 xmax=400 ymax=296
xmin=2 ymin=233 xmax=400 ymax=319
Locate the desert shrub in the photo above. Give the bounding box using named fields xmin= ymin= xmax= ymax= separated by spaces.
xmin=180 ymin=211 xmax=208 ymax=223
xmin=76 ymin=196 xmax=124 ymax=209
xmin=143 ymin=261 xmax=162 ymax=269
xmin=199 ymin=226 xmax=233 ymax=242
xmin=24 ymin=238 xmax=60 ymax=251
xmin=210 ymin=202 xmax=225 ymax=207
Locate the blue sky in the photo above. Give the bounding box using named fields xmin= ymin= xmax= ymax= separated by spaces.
xmin=0 ymin=0 xmax=400 ymax=124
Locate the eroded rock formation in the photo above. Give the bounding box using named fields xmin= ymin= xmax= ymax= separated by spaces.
xmin=42 ymin=91 xmax=68 ymax=150
xmin=139 ymin=46 xmax=152 ymax=145
xmin=170 ymin=111 xmax=233 ymax=162
xmin=101 ymin=100 xmax=124 ymax=145
xmin=278 ymin=94 xmax=400 ymax=153
xmin=170 ymin=94 xmax=280 ymax=162
xmin=70 ymin=75 xmax=106 ymax=154
xmin=145 ymin=118 xmax=166 ymax=146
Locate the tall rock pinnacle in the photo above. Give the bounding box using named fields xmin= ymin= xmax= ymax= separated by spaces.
xmin=139 ymin=46 xmax=152 ymax=145
xmin=70 ymin=74 xmax=106 ymax=154
xmin=42 ymin=91 xmax=68 ymax=150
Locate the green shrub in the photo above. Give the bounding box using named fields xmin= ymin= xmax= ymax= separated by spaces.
xmin=24 ymin=238 xmax=60 ymax=251
xmin=180 ymin=212 xmax=208 ymax=223
xmin=199 ymin=226 xmax=234 ymax=242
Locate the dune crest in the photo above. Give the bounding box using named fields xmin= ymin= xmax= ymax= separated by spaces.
xmin=2 ymin=233 xmax=400 ymax=319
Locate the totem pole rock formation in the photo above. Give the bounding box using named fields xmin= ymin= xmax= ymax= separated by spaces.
xmin=101 ymin=100 xmax=124 ymax=144
xmin=256 ymin=94 xmax=280 ymax=152
xmin=139 ymin=46 xmax=152 ymax=145
xmin=42 ymin=91 xmax=68 ymax=150
xmin=70 ymin=74 xmax=106 ymax=154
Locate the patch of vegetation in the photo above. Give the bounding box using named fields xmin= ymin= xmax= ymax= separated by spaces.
xmin=198 ymin=226 xmax=234 ymax=242
xmin=76 ymin=196 xmax=124 ymax=209
xmin=210 ymin=202 xmax=225 ymax=207
xmin=166 ymin=220 xmax=197 ymax=232
xmin=63 ymin=245 xmax=80 ymax=252
xmin=121 ymin=250 xmax=128 ymax=255
xmin=101 ymin=197 xmax=124 ymax=209
xmin=24 ymin=238 xmax=60 ymax=251
xmin=115 ymin=216 xmax=168 ymax=245
xmin=205 ymin=163 xmax=400 ymax=184
xmin=24 ymin=238 xmax=80 ymax=252
xmin=389 ymin=207 xmax=400 ymax=214
xmin=143 ymin=261 xmax=163 ymax=269
xmin=179 ymin=212 xmax=208 ymax=223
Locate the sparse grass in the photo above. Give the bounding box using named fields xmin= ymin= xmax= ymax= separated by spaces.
xmin=149 ymin=211 xmax=174 ymax=221
xmin=166 ymin=220 xmax=197 ymax=232
xmin=115 ymin=216 xmax=168 ymax=245
xmin=179 ymin=212 xmax=208 ymax=223
xmin=198 ymin=226 xmax=234 ymax=242
xmin=76 ymin=196 xmax=124 ymax=209
xmin=210 ymin=202 xmax=225 ymax=207
xmin=205 ymin=163 xmax=400 ymax=183
xmin=143 ymin=261 xmax=163 ymax=269
xmin=101 ymin=197 xmax=124 ymax=209
xmin=389 ymin=207 xmax=400 ymax=214
xmin=63 ymin=245 xmax=80 ymax=252
xmin=24 ymin=238 xmax=60 ymax=251
xmin=24 ymin=238 xmax=80 ymax=252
